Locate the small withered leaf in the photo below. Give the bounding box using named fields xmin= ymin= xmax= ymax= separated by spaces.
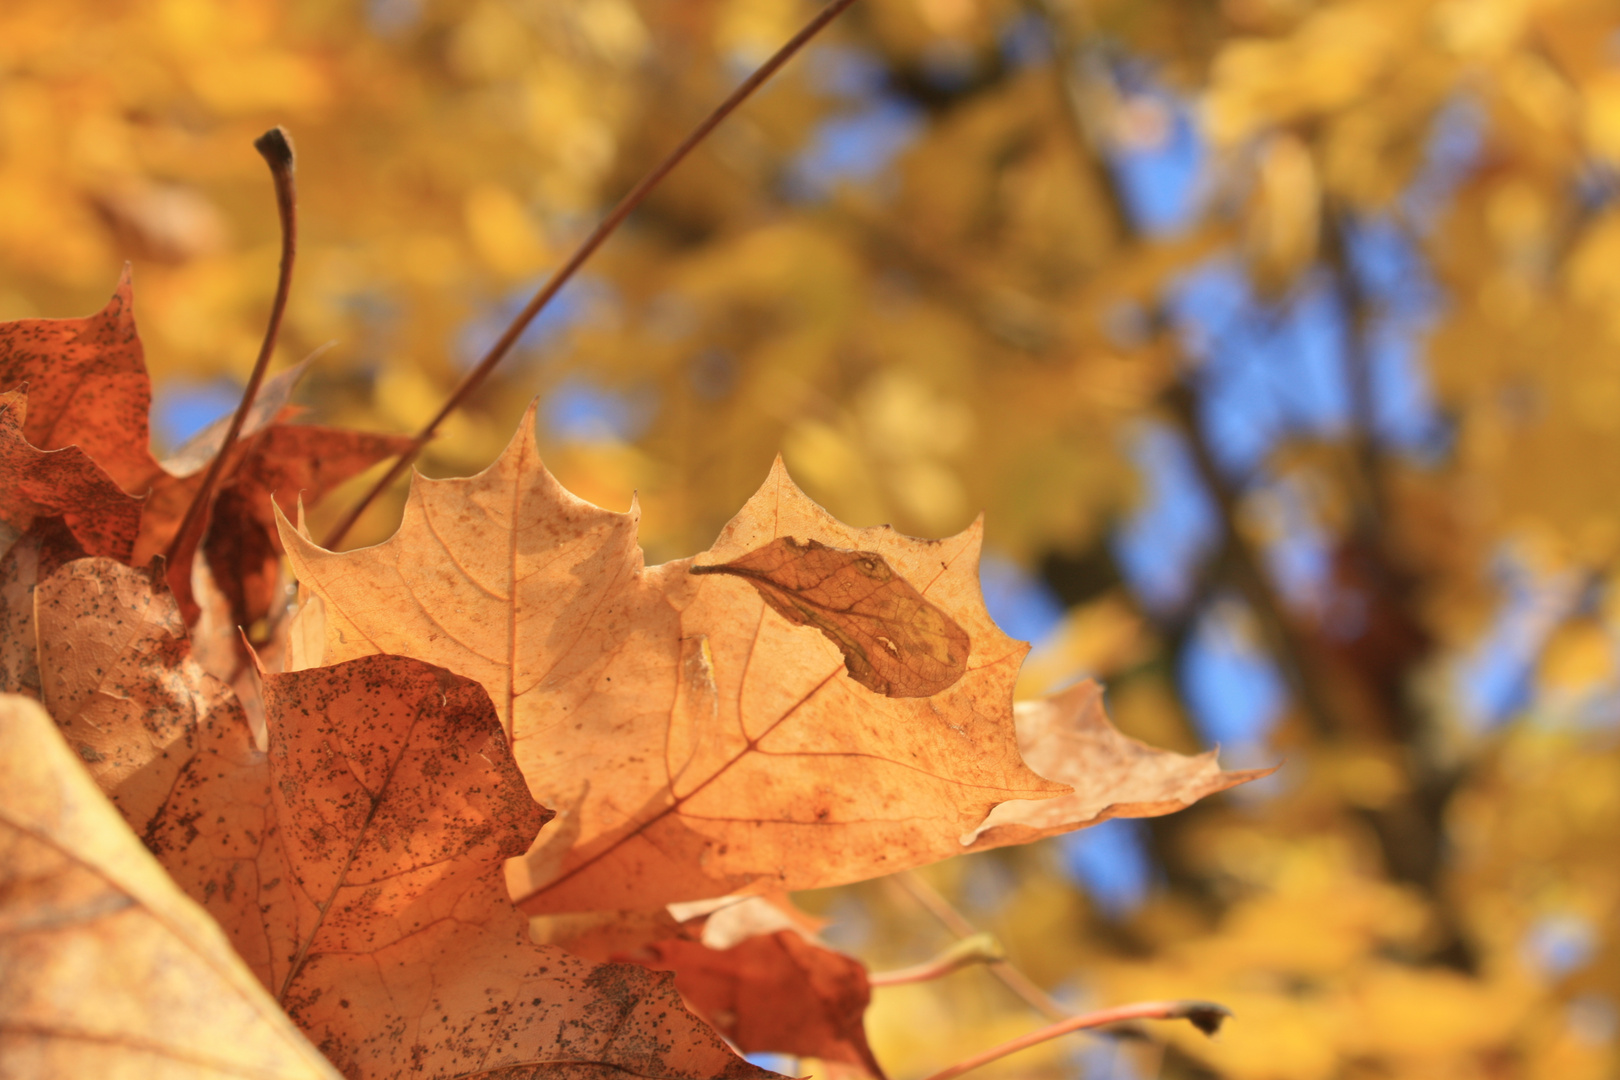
xmin=962 ymin=680 xmax=1277 ymax=850
xmin=691 ymin=536 xmax=971 ymax=698
xmin=0 ymin=389 xmax=143 ymax=562
xmin=634 ymin=930 xmax=885 ymax=1078
xmin=34 ymin=556 xmax=233 ymax=838
xmin=0 ymin=267 xmax=163 ymax=494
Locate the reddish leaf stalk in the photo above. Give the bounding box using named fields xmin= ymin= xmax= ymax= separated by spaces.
xmin=165 ymin=128 xmax=298 ymax=575
xmin=867 ymin=932 xmax=1004 ymax=987
xmin=919 ymin=999 xmax=1231 ymax=1080
xmin=322 ymin=0 xmax=861 ymax=549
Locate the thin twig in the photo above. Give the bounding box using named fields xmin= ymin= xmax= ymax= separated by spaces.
xmin=892 ymin=870 xmax=1071 ymax=1021
xmin=165 ymin=128 xmax=297 ymax=579
xmin=918 ymin=999 xmax=1229 ymax=1080
xmin=322 ymin=0 xmax=861 ymax=549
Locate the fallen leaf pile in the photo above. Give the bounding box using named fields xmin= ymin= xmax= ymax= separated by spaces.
xmin=0 ymin=278 xmax=1269 ymax=1078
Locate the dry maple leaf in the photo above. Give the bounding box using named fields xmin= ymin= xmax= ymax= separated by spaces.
xmin=198 ymin=423 xmax=416 ymax=631
xmin=129 ymin=356 xmax=413 ymax=627
xmin=279 ymin=402 xmax=1069 ymax=914
xmin=0 ymin=692 xmax=342 ymax=1080
xmin=0 ymin=389 xmax=143 ymax=562
xmin=138 ymin=651 xmax=770 ymax=1080
xmin=961 ymin=680 xmax=1277 ymax=849
xmin=545 ymin=894 xmax=882 ymax=1077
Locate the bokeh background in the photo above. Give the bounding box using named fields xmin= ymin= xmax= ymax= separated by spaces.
xmin=5 ymin=0 xmax=1620 ymax=1076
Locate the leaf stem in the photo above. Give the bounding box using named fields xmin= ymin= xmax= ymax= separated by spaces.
xmin=918 ymin=999 xmax=1230 ymax=1080
xmin=322 ymin=0 xmax=862 ymax=549
xmin=891 ymin=870 xmax=1070 ymax=1021
xmin=867 ymin=932 xmax=1004 ymax=987
xmin=165 ymin=127 xmax=297 ymax=583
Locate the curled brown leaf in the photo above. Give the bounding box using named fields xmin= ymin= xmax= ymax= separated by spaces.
xmin=690 ymin=536 xmax=971 ymax=698
xmin=634 ymin=931 xmax=885 ymax=1079
xmin=33 ymin=556 xmax=234 ymax=837
xmin=0 ymin=268 xmax=163 ymax=494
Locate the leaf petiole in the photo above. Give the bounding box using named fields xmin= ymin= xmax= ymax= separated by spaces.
xmin=164 ymin=127 xmax=297 ymax=614
xmin=866 ymin=932 xmax=1005 ymax=987
xmin=918 ymin=999 xmax=1231 ymax=1080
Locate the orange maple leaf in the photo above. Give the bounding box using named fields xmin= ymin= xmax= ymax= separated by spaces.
xmin=636 ymin=930 xmax=884 ymax=1078
xmin=0 ymin=269 xmax=163 ymax=495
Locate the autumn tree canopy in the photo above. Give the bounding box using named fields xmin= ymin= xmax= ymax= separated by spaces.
xmin=3 ymin=1 xmax=1619 ymax=1078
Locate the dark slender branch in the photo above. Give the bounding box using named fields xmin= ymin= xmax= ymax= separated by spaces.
xmin=1322 ymin=206 xmax=1392 ymax=533
xmin=1160 ymin=381 xmax=1339 ymax=738
xmin=322 ymin=0 xmax=862 ymax=549
xmin=165 ymin=128 xmax=297 ymax=575
xmin=918 ymin=999 xmax=1230 ymax=1080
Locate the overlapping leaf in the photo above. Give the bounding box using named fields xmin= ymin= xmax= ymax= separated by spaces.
xmin=281 ymin=402 xmax=1071 ymax=913
xmin=636 ymin=931 xmax=883 ymax=1078
xmin=0 ymin=269 xmax=163 ymax=494
xmin=33 ymin=556 xmax=232 ymax=836
xmin=0 ymin=518 xmax=85 ymax=699
xmin=0 ymin=693 xmax=341 ymax=1080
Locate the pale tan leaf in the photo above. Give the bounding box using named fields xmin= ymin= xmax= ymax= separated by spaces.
xmin=0 ymin=692 xmax=341 ymax=1080
xmin=963 ymin=680 xmax=1276 ymax=849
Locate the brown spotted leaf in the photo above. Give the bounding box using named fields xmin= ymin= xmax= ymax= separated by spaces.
xmin=690 ymin=536 xmax=970 ymax=698
xmin=280 ymin=403 xmax=1068 ymax=914
xmin=143 ymin=652 xmax=769 ymax=1080
xmin=633 ymin=931 xmax=884 ymax=1079
xmin=0 ymin=692 xmax=342 ymax=1080
xmin=0 ymin=389 xmax=143 ymax=562
xmin=0 ymin=268 xmax=164 ymax=494
xmin=962 ymin=680 xmax=1277 ymax=850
